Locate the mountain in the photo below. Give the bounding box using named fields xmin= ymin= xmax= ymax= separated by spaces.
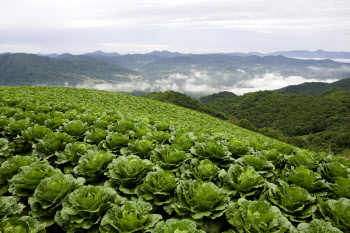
xmin=145 ymin=50 xmax=185 ymax=57
xmin=144 ymin=90 xmax=227 ymax=119
xmin=268 ymin=50 xmax=350 ymax=59
xmin=83 ymin=50 xmax=120 ymax=56
xmin=275 ymin=78 xmax=350 ymax=95
xmin=0 ymin=53 xmax=135 ymax=86
xmin=200 ymin=91 xmax=238 ymax=104
xmin=2 ymin=52 xmax=350 ymax=97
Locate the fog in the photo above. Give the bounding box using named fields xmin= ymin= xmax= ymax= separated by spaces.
xmin=75 ymin=71 xmax=338 ymax=97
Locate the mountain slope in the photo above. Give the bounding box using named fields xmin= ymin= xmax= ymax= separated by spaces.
xmin=275 ymin=78 xmax=350 ymax=95
xmin=0 ymin=53 xmax=134 ymax=86
xmin=207 ymin=89 xmax=350 ymax=154
xmin=200 ymin=91 xmax=238 ymax=104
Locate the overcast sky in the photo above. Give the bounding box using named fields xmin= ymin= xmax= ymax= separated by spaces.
xmin=1 ymin=0 xmax=350 ymax=54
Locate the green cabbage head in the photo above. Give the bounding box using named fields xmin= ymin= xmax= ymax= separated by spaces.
xmin=99 ymin=200 xmax=162 ymax=233
xmin=153 ymin=219 xmax=205 ymax=233
xmin=172 ymin=179 xmax=229 ymax=220
xmin=54 ymin=185 xmax=125 ymax=232
xmin=0 ymin=216 xmax=46 ymax=233
xmin=226 ymin=198 xmax=292 ymax=233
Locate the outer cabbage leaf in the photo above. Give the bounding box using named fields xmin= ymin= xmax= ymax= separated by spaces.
xmin=318 ymin=198 xmax=350 ymax=232
xmin=181 ymin=159 xmax=220 ymax=182
xmin=219 ymin=164 xmax=266 ymax=198
xmin=153 ymin=218 xmax=205 ymax=233
xmin=0 ymin=196 xmax=25 ymax=221
xmin=74 ymin=150 xmax=115 ymax=183
xmin=190 ymin=141 xmax=233 ymax=167
xmin=8 ymin=161 xmax=61 ymax=197
xmin=151 ymin=144 xmax=191 ymax=171
xmin=54 ymin=185 xmax=125 ymax=232
xmin=105 ymin=155 xmax=154 ymax=194
xmin=28 ymin=173 xmax=85 ymax=226
xmin=282 ymin=167 xmax=326 ymax=195
xmin=267 ymin=180 xmax=317 ymax=222
xmin=135 ymin=168 xmax=177 ymax=206
xmin=99 ymin=200 xmax=162 ymax=233
xmin=295 ymin=219 xmax=342 ymax=233
xmin=172 ymin=179 xmax=229 ymax=219
xmin=0 ymin=216 xmax=46 ymax=233
xmin=225 ymin=198 xmax=292 ymax=233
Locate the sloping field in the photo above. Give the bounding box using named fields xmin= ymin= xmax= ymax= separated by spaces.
xmin=0 ymin=86 xmax=349 ymax=232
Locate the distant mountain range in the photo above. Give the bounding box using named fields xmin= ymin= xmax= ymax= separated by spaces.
xmin=1 ymin=51 xmax=350 ymax=96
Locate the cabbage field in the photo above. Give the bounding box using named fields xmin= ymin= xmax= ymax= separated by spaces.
xmin=0 ymin=86 xmax=349 ymax=233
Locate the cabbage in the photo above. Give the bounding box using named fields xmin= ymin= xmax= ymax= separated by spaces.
xmin=0 ymin=216 xmax=46 ymax=233
xmin=181 ymin=158 xmax=220 ymax=183
xmin=0 ymin=196 xmax=25 ymax=221
xmin=136 ymin=168 xmax=177 ymax=206
xmin=318 ymin=198 xmax=350 ymax=232
xmin=74 ymin=150 xmax=115 ymax=183
xmin=151 ymin=144 xmax=191 ymax=171
xmin=54 ymin=185 xmax=125 ymax=232
xmin=226 ymin=198 xmax=292 ymax=232
xmin=8 ymin=161 xmax=61 ymax=197
xmin=105 ymin=155 xmax=154 ymax=194
xmin=294 ymin=219 xmax=342 ymax=233
xmin=267 ymin=180 xmax=317 ymax=222
xmin=99 ymin=200 xmax=162 ymax=233
xmin=153 ymin=218 xmax=205 ymax=233
xmin=219 ymin=164 xmax=266 ymax=198
xmin=172 ymin=179 xmax=229 ymax=219
xmin=28 ymin=173 xmax=85 ymax=226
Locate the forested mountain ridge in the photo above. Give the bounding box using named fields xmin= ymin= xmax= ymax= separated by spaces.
xmin=1 ymin=52 xmax=350 ymax=96
xmin=200 ymin=91 xmax=238 ymax=104
xmin=0 ymin=53 xmax=134 ymax=86
xmin=274 ymin=77 xmax=350 ymax=95
xmin=207 ymin=88 xmax=350 ymax=155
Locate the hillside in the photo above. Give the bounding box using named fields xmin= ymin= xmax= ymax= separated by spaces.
xmin=200 ymin=91 xmax=238 ymax=104
xmin=1 ymin=86 xmax=349 ymax=233
xmin=208 ymin=89 xmax=350 ymax=154
xmin=0 ymin=53 xmax=134 ymax=86
xmin=275 ymin=77 xmax=350 ymax=95
xmin=144 ymin=90 xmax=227 ymax=119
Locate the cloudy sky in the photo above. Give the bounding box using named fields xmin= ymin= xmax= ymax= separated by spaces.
xmin=1 ymin=0 xmax=350 ymax=54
